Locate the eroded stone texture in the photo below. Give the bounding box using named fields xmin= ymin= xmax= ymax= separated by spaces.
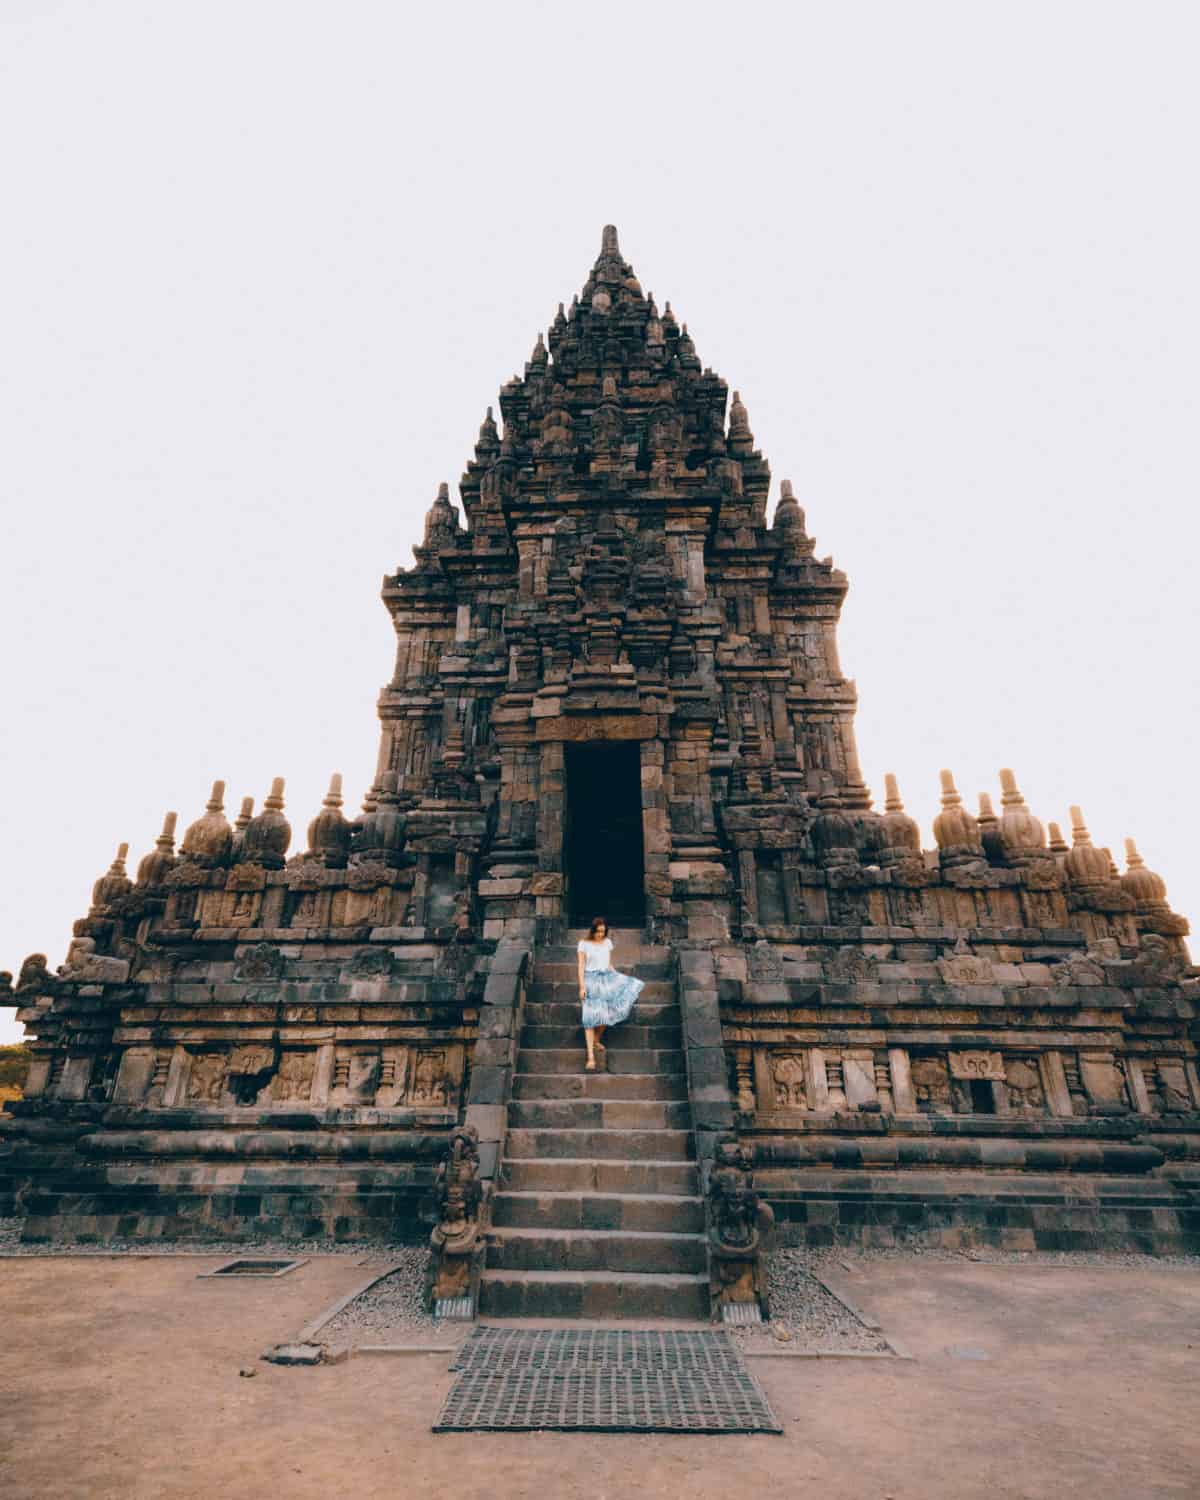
xmin=2 ymin=227 xmax=1198 ymax=1262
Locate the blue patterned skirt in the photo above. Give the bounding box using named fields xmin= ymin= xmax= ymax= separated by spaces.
xmin=581 ymin=967 xmax=644 ymax=1029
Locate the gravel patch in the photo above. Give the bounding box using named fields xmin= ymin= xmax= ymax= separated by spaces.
xmin=316 ymin=1248 xmax=460 ymax=1347
xmin=731 ymin=1248 xmax=890 ymax=1352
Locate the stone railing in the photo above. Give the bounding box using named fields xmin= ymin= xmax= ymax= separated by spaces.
xmin=426 ymin=940 xmax=529 ymax=1318
xmin=676 ymin=947 xmax=772 ymax=1322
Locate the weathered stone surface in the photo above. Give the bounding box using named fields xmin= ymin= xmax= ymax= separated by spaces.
xmin=4 ymin=225 xmax=1197 ymax=1267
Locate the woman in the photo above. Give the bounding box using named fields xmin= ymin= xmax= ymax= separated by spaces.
xmin=576 ymin=916 xmax=645 ymax=1072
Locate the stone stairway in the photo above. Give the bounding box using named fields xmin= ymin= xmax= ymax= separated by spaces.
xmin=478 ymin=935 xmax=710 ymax=1320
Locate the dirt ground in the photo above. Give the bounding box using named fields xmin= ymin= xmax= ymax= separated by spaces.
xmin=1 ymin=1253 xmax=1198 ymax=1500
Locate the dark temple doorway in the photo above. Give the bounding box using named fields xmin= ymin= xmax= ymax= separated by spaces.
xmin=564 ymin=742 xmax=646 ymax=928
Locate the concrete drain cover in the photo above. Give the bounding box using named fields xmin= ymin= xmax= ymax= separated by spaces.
xmin=199 ymin=1258 xmax=306 ymax=1278
xmin=435 ymin=1329 xmax=782 ymax=1434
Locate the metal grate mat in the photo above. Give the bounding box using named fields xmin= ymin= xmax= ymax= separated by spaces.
xmin=435 ymin=1328 xmax=781 ymax=1434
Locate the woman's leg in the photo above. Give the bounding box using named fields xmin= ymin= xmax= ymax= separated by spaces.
xmin=584 ymin=1026 xmax=598 ymax=1069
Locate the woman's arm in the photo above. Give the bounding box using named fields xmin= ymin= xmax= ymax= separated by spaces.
xmin=577 ymin=946 xmax=586 ymax=999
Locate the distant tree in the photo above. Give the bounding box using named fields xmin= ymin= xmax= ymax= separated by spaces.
xmin=0 ymin=1043 xmax=31 ymax=1106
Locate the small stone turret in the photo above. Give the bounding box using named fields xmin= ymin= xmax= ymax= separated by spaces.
xmin=810 ymin=789 xmax=857 ymax=867
xmin=879 ymin=774 xmax=921 ymax=861
xmin=90 ymin=843 xmax=131 ymax=913
xmin=728 ymin=390 xmax=754 ymax=454
xmin=1065 ymin=805 xmax=1110 ymax=887
xmin=933 ymin=770 xmax=983 ymax=865
xmin=353 ymin=770 xmax=407 ymax=867
xmin=997 ymin=769 xmax=1046 ymax=863
xmin=181 ymin=780 xmax=233 ymax=867
xmin=977 ymin=792 xmax=1003 ymax=863
xmin=307 ymin=772 xmax=351 ymax=867
xmin=1122 ymin=838 xmax=1169 ymax=911
xmin=240 ymin=778 xmax=291 ymax=869
xmin=1047 ymin=821 xmax=1070 ymax=861
xmin=418 ymin=482 xmax=460 ymax=557
xmin=136 ymin=812 xmax=178 ymax=886
xmin=474 ymin=406 xmax=499 ymax=463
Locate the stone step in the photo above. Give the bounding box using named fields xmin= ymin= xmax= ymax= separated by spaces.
xmin=493 ymin=1189 xmax=705 ymax=1234
xmin=512 ymin=1073 xmax=688 ymax=1103
xmin=520 ymin=1023 xmax=683 ymax=1051
xmin=502 ymin=1157 xmax=700 ymax=1196
xmin=523 ymin=998 xmax=677 ymax=1024
xmin=508 ymin=1099 xmax=692 ymax=1132
xmin=549 ymin=939 xmax=674 ymax=961
xmin=516 ymin=1048 xmax=684 ymax=1076
xmin=533 ymin=958 xmax=673 ymax=983
xmin=488 ymin=1227 xmax=708 ymax=1276
xmin=504 ymin=1128 xmax=694 ymax=1162
xmin=478 ymin=1269 xmax=709 ymax=1320
xmin=528 ymin=980 xmax=675 ymax=1006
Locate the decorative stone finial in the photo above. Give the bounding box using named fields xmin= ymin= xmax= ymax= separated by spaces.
xmin=241 ymin=777 xmax=292 ymax=869
xmin=1065 ymin=804 xmax=1109 ymax=885
xmin=677 ymin=323 xmax=699 ymax=369
xmin=933 ymin=769 xmax=983 ymax=863
xmin=421 ymin=482 xmax=460 ymax=553
xmin=773 ymin=479 xmax=806 ymax=538
xmin=352 ymin=769 xmax=407 ymax=867
xmin=308 ymin=772 xmax=351 ymax=867
xmin=1047 ymin=821 xmax=1069 ymax=856
xmin=879 ymin=773 xmax=920 ymax=856
xmin=181 ymin=779 xmax=234 ymax=866
xmin=977 ymin=791 xmax=1004 ymax=862
xmin=728 ymin=390 xmax=754 ymax=450
xmin=474 ymin=405 xmax=499 ymax=459
xmin=530 ymin=332 xmax=548 ymax=367
xmin=811 ymin=788 xmax=857 ymax=867
xmin=997 ymin=769 xmax=1046 ymax=859
xmin=137 ymin=811 xmax=178 ymax=885
xmin=91 ymin=842 xmax=132 ymax=913
xmin=600 ymin=224 xmax=620 ymax=257
xmin=235 ymin=796 xmax=254 ymax=832
xmin=1122 ymin=837 xmax=1168 ymax=907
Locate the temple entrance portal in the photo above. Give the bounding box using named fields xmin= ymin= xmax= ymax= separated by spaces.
xmin=564 ymin=742 xmax=646 ymax=928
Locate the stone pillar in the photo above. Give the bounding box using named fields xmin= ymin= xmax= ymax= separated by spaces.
xmin=57 ymin=1055 xmax=94 ymax=1101
xmin=162 ymin=1046 xmax=191 ymax=1107
xmin=537 ymin=741 xmax=565 ymax=873
xmin=640 ymin=738 xmax=671 ymax=919
xmin=310 ymin=1043 xmax=335 ymax=1105
xmin=23 ymin=1056 xmax=51 ymax=1099
xmin=113 ymin=1047 xmax=156 ymax=1104
xmin=737 ymin=849 xmax=758 ymax=926
xmin=780 ymin=856 xmax=804 ymax=925
xmin=888 ymin=1048 xmax=917 ymax=1115
xmin=1039 ymin=1053 xmax=1075 ymax=1117
xmin=806 ymin=1048 xmax=831 ymax=1111
xmin=1126 ymin=1058 xmax=1153 ymax=1115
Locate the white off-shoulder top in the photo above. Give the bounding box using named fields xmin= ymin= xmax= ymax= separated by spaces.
xmin=577 ymin=937 xmax=613 ymax=973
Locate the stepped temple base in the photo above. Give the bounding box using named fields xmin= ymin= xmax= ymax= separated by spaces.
xmin=4 ymin=227 xmax=1198 ymax=1306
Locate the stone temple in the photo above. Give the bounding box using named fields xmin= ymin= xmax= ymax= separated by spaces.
xmin=3 ymin=227 xmax=1198 ymax=1318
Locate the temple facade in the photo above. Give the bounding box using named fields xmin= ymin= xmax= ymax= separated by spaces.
xmin=3 ymin=228 xmax=1197 ymax=1310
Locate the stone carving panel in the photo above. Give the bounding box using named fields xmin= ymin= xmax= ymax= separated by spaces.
xmin=949 ymin=1051 xmax=1005 ymax=1082
xmin=269 ymin=1051 xmax=316 ymax=1102
xmin=185 ymin=1053 xmax=226 ymax=1103
xmin=770 ymin=1053 xmax=807 ymax=1110
xmin=1003 ymin=1057 xmax=1046 ymax=1114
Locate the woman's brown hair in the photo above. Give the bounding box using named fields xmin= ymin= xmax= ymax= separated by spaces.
xmin=587 ymin=916 xmax=609 ymax=939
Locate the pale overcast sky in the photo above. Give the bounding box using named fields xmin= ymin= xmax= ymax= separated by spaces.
xmin=2 ymin=2 xmax=1198 ymax=1042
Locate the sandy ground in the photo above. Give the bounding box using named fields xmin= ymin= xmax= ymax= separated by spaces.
xmin=1 ymin=1253 xmax=1198 ymax=1500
